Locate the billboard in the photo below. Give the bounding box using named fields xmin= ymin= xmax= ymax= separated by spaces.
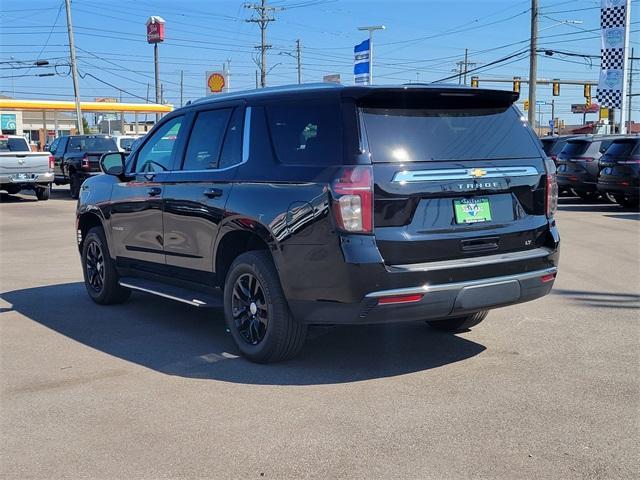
xmin=571 ymin=103 xmax=600 ymax=114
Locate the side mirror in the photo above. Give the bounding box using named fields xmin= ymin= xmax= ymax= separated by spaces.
xmin=100 ymin=152 xmax=126 ymax=176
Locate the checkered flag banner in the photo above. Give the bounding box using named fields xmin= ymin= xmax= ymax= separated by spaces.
xmin=597 ymin=0 xmax=629 ymax=108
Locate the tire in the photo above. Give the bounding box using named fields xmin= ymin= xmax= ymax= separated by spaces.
xmin=69 ymin=173 xmax=81 ymax=199
xmin=81 ymin=226 xmax=130 ymax=305
xmin=426 ymin=311 xmax=489 ymax=332
xmin=35 ymin=185 xmax=50 ymax=201
xmin=223 ymin=250 xmax=307 ymax=363
xmin=614 ymin=195 xmax=640 ymax=209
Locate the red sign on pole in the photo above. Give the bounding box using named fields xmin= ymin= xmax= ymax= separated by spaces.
xmin=146 ymin=16 xmax=165 ymax=44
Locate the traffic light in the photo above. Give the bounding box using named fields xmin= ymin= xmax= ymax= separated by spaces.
xmin=470 ymin=76 xmax=479 ymax=88
xmin=523 ymin=100 xmax=529 ymax=111
xmin=586 ymin=96 xmax=592 ymax=108
xmin=584 ymin=84 xmax=591 ymax=98
xmin=513 ymin=76 xmax=521 ymax=94
xmin=552 ymin=79 xmax=560 ymax=96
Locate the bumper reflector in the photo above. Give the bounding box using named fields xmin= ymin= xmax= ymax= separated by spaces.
xmin=377 ymin=294 xmax=424 ymax=305
xmin=540 ymin=273 xmax=556 ymax=283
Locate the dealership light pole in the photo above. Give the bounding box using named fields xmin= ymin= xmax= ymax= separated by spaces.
xmin=358 ymin=25 xmax=385 ymax=84
xmin=64 ymin=0 xmax=84 ymax=134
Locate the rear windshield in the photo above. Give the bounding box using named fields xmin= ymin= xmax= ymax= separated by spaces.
xmin=361 ymin=106 xmax=539 ymax=162
xmin=119 ymin=137 xmax=136 ymax=150
xmin=605 ymin=139 xmax=640 ymax=157
xmin=542 ymin=138 xmax=569 ymax=156
xmin=68 ymin=136 xmax=118 ymax=153
xmin=561 ymin=141 xmax=590 ymax=157
xmin=0 ymin=137 xmax=30 ymax=152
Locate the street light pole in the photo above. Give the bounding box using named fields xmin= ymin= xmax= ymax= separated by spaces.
xmin=528 ymin=0 xmax=538 ymax=128
xmin=358 ymin=25 xmax=385 ymax=84
xmin=64 ymin=0 xmax=84 ymax=134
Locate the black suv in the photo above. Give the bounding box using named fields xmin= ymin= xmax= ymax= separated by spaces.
xmin=76 ymin=84 xmax=560 ymax=363
xmin=597 ymin=136 xmax=640 ymax=208
xmin=50 ymin=134 xmax=118 ymax=198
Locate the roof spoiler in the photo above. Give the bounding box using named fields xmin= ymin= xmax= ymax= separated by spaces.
xmin=347 ymin=86 xmax=519 ymax=110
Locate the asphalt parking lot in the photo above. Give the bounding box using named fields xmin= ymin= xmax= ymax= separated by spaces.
xmin=1 ymin=187 xmax=638 ymax=479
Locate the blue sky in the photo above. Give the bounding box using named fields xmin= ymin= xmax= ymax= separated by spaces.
xmin=1 ymin=0 xmax=638 ymax=124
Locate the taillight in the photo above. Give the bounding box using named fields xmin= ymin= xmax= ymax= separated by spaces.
xmin=619 ymin=156 xmax=640 ymax=164
xmin=48 ymin=155 xmax=55 ymax=170
xmin=576 ymin=157 xmax=595 ymax=162
xmin=330 ymin=165 xmax=373 ymax=234
xmin=81 ymin=155 xmax=89 ymax=169
xmin=546 ymin=172 xmax=558 ymax=218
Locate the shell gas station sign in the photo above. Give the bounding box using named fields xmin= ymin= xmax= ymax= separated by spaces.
xmin=206 ymin=71 xmax=227 ymax=96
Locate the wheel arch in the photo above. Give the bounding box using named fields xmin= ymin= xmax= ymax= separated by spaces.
xmin=214 ymin=223 xmax=278 ymax=287
xmin=76 ymin=210 xmax=106 ymax=254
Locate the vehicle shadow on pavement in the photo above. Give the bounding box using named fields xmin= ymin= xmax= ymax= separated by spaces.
xmin=0 ymin=192 xmax=37 ymax=203
xmin=552 ymin=288 xmax=640 ymax=310
xmin=1 ymin=282 xmax=486 ymax=386
xmin=558 ymin=198 xmax=638 ymax=213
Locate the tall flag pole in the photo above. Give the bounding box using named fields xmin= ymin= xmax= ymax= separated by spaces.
xmin=596 ymin=0 xmax=632 ymax=133
xmin=354 ymin=39 xmax=371 ymax=85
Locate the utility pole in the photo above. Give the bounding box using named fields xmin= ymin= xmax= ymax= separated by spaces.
xmin=180 ymin=70 xmax=184 ymax=107
xmin=455 ymin=49 xmax=476 ymax=85
xmin=64 ymin=0 xmax=83 ymax=134
xmin=528 ymin=0 xmax=538 ymax=127
xmin=296 ymin=39 xmax=302 ymax=84
xmin=225 ymin=58 xmax=231 ymax=92
xmin=246 ymin=0 xmax=281 ymax=88
xmin=144 ymin=83 xmax=149 ymax=128
xmin=255 ymin=70 xmax=259 ymax=89
xmin=358 ymin=25 xmax=385 ymax=84
xmin=551 ymin=99 xmax=555 ymax=135
xmin=628 ymin=47 xmax=635 ymax=129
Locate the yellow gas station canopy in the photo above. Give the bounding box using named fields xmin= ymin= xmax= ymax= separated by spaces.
xmin=0 ymin=99 xmax=173 ymax=113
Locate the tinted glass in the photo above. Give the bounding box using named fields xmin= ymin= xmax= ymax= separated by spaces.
xmin=135 ymin=116 xmax=183 ymax=173
xmin=266 ymin=102 xmax=341 ymax=165
xmin=560 ymin=141 xmax=590 ymax=157
xmin=68 ymin=136 xmax=117 ymax=152
xmin=598 ymin=140 xmax=613 ymax=154
xmin=119 ymin=137 xmax=136 ymax=151
xmin=605 ymin=139 xmax=640 ymax=157
xmin=183 ymin=109 xmax=231 ymax=170
xmin=49 ymin=138 xmax=59 ymax=154
xmin=362 ymin=106 xmax=538 ymax=162
xmin=0 ymin=137 xmax=30 ymax=152
xmin=219 ymin=107 xmax=244 ymax=169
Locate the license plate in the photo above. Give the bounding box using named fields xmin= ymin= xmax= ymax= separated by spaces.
xmin=454 ymin=198 xmax=492 ymax=224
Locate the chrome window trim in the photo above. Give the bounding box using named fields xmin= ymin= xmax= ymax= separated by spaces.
xmin=392 ymin=166 xmax=539 ymax=183
xmin=365 ymin=267 xmax=557 ymax=298
xmin=146 ymin=107 xmax=252 ymax=175
xmin=388 ymin=247 xmax=553 ymax=273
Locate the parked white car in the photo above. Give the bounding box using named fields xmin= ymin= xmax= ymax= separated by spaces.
xmin=113 ymin=135 xmax=141 ymax=153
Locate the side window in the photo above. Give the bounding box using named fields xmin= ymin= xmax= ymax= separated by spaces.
xmin=219 ymin=107 xmax=244 ymax=169
xmin=135 ymin=116 xmax=183 ymax=173
xmin=599 ymin=140 xmax=613 ymax=154
xmin=49 ymin=138 xmax=59 ymax=155
xmin=265 ymin=102 xmax=341 ymax=165
xmin=182 ymin=109 xmax=231 ymax=170
xmin=68 ymin=137 xmax=83 ymax=152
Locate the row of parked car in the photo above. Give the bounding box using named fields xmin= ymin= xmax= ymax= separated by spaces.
xmin=0 ymin=133 xmax=142 ymax=200
xmin=541 ymin=134 xmax=640 ymax=208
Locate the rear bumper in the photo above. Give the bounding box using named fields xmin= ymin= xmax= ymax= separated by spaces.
xmin=290 ymin=267 xmax=557 ymax=325
xmin=597 ymin=179 xmax=639 ymax=197
xmin=557 ymin=172 xmax=597 ymax=192
xmin=0 ymin=172 xmax=54 ymax=185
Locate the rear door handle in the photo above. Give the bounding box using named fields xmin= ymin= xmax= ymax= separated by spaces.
xmin=147 ymin=187 xmax=162 ymax=197
xmin=203 ymin=188 xmax=223 ymax=199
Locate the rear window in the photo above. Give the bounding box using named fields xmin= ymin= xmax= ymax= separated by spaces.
xmin=0 ymin=137 xmax=30 ymax=152
xmin=265 ymin=102 xmax=341 ymax=165
xmin=68 ymin=136 xmax=117 ymax=153
xmin=361 ymin=106 xmax=538 ymax=162
xmin=561 ymin=141 xmax=590 ymax=157
xmin=605 ymin=139 xmax=640 ymax=157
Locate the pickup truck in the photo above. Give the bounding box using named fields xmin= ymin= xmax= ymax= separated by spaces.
xmin=0 ymin=135 xmax=54 ymax=200
xmin=50 ymin=135 xmax=118 ymax=198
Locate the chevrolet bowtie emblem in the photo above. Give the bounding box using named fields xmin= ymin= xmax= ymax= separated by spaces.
xmin=469 ymin=168 xmax=487 ymax=178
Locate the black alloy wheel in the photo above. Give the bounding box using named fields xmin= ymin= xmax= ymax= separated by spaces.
xmin=85 ymin=239 xmax=105 ymax=293
xmin=232 ymin=273 xmax=269 ymax=345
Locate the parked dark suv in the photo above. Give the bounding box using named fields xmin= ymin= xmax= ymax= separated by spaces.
xmin=76 ymin=84 xmax=560 ymax=363
xmin=597 ymin=136 xmax=640 ymax=208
